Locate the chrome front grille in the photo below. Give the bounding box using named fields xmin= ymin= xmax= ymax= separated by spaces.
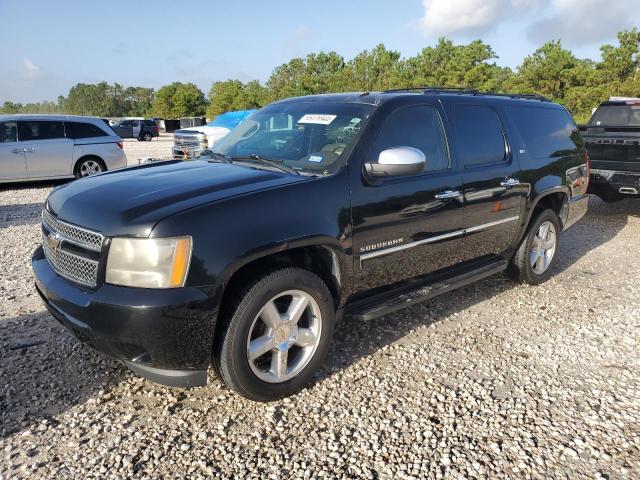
xmin=41 ymin=209 xmax=102 ymax=287
xmin=174 ymin=134 xmax=202 ymax=149
xmin=42 ymin=209 xmax=103 ymax=251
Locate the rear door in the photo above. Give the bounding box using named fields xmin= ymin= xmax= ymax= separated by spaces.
xmin=446 ymin=102 xmax=525 ymax=260
xmin=0 ymin=121 xmax=27 ymax=180
xmin=352 ymin=102 xmax=465 ymax=295
xmin=132 ymin=120 xmax=141 ymax=138
xmin=18 ymin=120 xmax=74 ymax=178
xmin=114 ymin=120 xmax=133 ymax=138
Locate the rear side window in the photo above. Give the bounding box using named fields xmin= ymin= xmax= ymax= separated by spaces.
xmin=66 ymin=122 xmax=108 ymax=139
xmin=17 ymin=121 xmax=65 ymax=141
xmin=371 ymin=105 xmax=449 ymax=172
xmin=507 ymin=106 xmax=580 ymax=159
xmin=450 ymin=105 xmax=506 ymax=167
xmin=0 ymin=122 xmax=18 ymax=142
xmin=142 ymin=120 xmax=156 ymax=126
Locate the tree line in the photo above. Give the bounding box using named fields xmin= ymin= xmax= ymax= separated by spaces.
xmin=2 ymin=29 xmax=638 ymax=123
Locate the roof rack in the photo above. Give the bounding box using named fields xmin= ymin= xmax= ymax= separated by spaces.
xmin=381 ymin=87 xmax=551 ymax=102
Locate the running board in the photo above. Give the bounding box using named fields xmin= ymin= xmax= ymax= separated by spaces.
xmin=347 ymin=259 xmax=508 ymax=321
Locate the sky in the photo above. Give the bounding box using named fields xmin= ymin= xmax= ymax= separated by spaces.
xmin=1 ymin=0 xmax=638 ymax=103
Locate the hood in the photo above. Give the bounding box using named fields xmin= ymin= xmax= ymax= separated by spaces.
xmin=175 ymin=126 xmax=230 ymax=137
xmin=47 ymin=160 xmax=305 ymax=237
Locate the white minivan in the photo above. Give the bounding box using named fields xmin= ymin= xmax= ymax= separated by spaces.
xmin=0 ymin=115 xmax=127 ymax=183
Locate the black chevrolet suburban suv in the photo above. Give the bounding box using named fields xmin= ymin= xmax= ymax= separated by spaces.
xmin=579 ymin=99 xmax=640 ymax=202
xmin=32 ymin=89 xmax=589 ymax=401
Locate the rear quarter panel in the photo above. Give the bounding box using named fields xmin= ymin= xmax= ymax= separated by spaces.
xmin=73 ymin=138 xmax=127 ymax=171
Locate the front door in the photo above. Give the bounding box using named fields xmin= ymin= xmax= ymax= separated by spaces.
xmin=0 ymin=121 xmax=27 ymax=181
xmin=446 ymin=103 xmax=525 ymax=259
xmin=18 ymin=120 xmax=74 ymax=179
xmin=352 ymin=103 xmax=464 ymax=296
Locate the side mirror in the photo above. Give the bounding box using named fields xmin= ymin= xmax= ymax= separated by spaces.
xmin=364 ymin=147 xmax=426 ymax=181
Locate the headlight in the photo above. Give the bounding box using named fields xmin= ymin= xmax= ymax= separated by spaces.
xmin=106 ymin=237 xmax=192 ymax=288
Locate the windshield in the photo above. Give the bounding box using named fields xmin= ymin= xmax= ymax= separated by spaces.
xmin=211 ymin=102 xmax=374 ymax=176
xmin=208 ymin=109 xmax=257 ymax=130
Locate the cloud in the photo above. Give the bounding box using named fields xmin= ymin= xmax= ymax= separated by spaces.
xmin=418 ymin=0 xmax=639 ymax=46
xmin=419 ymin=0 xmax=543 ymax=37
xmin=526 ymin=0 xmax=640 ymax=47
xmin=293 ymin=25 xmax=314 ymax=41
xmin=21 ymin=58 xmax=42 ymax=79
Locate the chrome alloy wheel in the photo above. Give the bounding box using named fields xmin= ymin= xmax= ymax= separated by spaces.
xmin=246 ymin=290 xmax=322 ymax=383
xmin=79 ymin=160 xmax=102 ymax=177
xmin=530 ymin=220 xmax=557 ymax=275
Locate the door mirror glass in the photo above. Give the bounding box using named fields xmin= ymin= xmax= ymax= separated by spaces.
xmin=364 ymin=146 xmax=426 ymax=178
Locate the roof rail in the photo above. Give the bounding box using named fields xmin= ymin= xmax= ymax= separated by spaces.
xmin=382 ymin=86 xmax=479 ymax=94
xmin=381 ymin=87 xmax=551 ymax=102
xmin=484 ymin=92 xmax=551 ymax=102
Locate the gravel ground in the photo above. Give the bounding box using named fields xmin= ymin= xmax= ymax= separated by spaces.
xmin=0 ymin=174 xmax=638 ymax=478
xmin=123 ymin=133 xmax=175 ymax=166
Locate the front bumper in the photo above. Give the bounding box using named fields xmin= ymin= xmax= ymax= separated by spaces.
xmin=172 ymin=145 xmax=205 ymax=159
xmin=32 ymin=246 xmax=217 ymax=387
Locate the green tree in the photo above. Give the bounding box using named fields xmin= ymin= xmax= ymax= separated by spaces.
xmin=340 ymin=44 xmax=401 ymax=91
xmin=506 ymin=41 xmax=593 ymax=102
xmin=395 ymin=38 xmax=511 ymax=91
xmin=266 ymin=51 xmax=345 ymax=100
xmin=151 ymin=82 xmax=206 ymax=118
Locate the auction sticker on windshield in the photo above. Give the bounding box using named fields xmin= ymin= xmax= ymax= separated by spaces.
xmin=298 ymin=114 xmax=337 ymax=125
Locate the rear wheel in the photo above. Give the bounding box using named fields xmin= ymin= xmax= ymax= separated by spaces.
xmin=75 ymin=157 xmax=105 ymax=179
xmin=508 ymin=209 xmax=561 ymax=285
xmin=142 ymin=132 xmax=153 ymax=141
xmin=213 ymin=268 xmax=335 ymax=401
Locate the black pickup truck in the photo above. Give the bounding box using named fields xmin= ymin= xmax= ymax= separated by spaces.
xmin=32 ymin=89 xmax=589 ymax=401
xmin=579 ymin=99 xmax=640 ymax=202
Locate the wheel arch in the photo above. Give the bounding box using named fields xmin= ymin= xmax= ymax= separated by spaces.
xmin=518 ymin=187 xmax=569 ymax=243
xmin=73 ymin=154 xmax=106 ymax=175
xmin=217 ymin=241 xmax=347 ymax=321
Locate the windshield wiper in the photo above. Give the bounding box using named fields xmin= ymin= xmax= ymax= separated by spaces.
xmin=231 ymin=154 xmax=300 ymax=175
xmin=203 ymin=150 xmax=232 ymax=163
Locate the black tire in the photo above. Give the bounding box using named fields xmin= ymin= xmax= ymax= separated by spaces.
xmin=597 ymin=192 xmax=624 ymax=203
xmin=507 ymin=209 xmax=561 ymax=285
xmin=213 ymin=268 xmax=335 ymax=401
xmin=142 ymin=132 xmax=153 ymax=141
xmin=74 ymin=156 xmax=105 ymax=179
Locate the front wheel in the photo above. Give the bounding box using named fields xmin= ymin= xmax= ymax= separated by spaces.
xmin=213 ymin=268 xmax=335 ymax=401
xmin=507 ymin=209 xmax=561 ymax=285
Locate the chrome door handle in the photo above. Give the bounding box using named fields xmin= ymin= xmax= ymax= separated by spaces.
xmin=435 ymin=190 xmax=461 ymax=199
xmin=23 ymin=147 xmax=35 ymax=153
xmin=501 ymin=178 xmax=520 ymax=187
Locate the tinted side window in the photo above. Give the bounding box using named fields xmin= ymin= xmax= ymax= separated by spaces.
xmin=143 ymin=120 xmax=156 ymax=126
xmin=371 ymin=105 xmax=449 ymax=172
xmin=18 ymin=121 xmax=65 ymax=141
xmin=0 ymin=122 xmax=18 ymax=143
xmin=66 ymin=122 xmax=108 ymax=139
xmin=450 ymin=105 xmax=506 ymax=167
xmin=507 ymin=106 xmax=580 ymax=158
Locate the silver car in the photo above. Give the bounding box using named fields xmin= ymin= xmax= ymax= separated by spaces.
xmin=0 ymin=114 xmax=127 ymax=183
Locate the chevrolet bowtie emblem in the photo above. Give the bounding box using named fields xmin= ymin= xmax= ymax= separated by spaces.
xmin=45 ymin=231 xmax=62 ymax=251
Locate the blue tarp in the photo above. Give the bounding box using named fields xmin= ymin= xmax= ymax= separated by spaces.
xmin=208 ymin=109 xmax=257 ymax=130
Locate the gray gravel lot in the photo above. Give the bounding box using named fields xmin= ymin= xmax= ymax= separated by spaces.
xmin=0 ymin=154 xmax=639 ymax=478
